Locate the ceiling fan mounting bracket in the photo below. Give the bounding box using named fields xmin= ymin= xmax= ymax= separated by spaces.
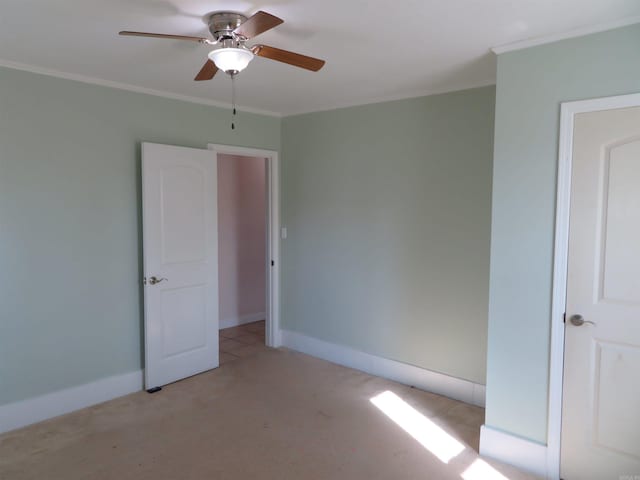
xmin=207 ymin=12 xmax=248 ymax=42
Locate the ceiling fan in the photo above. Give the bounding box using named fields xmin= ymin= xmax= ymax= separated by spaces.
xmin=119 ymin=10 xmax=326 ymax=80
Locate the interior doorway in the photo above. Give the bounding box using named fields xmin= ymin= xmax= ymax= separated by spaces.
xmin=141 ymin=142 xmax=279 ymax=390
xmin=209 ymin=143 xmax=281 ymax=351
xmin=217 ymin=153 xmax=268 ymax=364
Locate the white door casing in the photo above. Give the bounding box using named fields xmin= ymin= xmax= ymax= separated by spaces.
xmin=142 ymin=142 xmax=219 ymax=389
xmin=560 ymin=106 xmax=640 ymax=478
xmin=208 ymin=143 xmax=281 ymax=348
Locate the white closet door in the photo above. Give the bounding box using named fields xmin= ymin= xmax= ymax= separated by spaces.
xmin=561 ymin=106 xmax=640 ymax=478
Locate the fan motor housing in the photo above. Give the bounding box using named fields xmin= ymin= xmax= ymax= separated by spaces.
xmin=208 ymin=12 xmax=248 ymax=41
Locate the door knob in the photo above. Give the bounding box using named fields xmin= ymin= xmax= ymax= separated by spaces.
xmin=569 ymin=314 xmax=596 ymax=327
xmin=148 ymin=276 xmax=167 ymax=285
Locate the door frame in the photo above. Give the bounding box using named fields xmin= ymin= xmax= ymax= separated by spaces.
xmin=548 ymin=92 xmax=640 ymax=478
xmin=208 ymin=143 xmax=281 ymax=348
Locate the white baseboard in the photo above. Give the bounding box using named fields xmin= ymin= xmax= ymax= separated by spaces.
xmin=219 ymin=311 xmax=265 ymax=330
xmin=479 ymin=425 xmax=549 ymax=478
xmin=280 ymin=329 xmax=485 ymax=407
xmin=0 ymin=370 xmax=143 ymax=434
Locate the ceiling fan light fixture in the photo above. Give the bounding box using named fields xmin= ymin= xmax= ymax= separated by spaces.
xmin=208 ymin=48 xmax=254 ymax=74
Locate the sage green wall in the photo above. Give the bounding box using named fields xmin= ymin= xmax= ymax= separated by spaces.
xmin=281 ymin=86 xmax=495 ymax=384
xmin=0 ymin=66 xmax=280 ymax=406
xmin=487 ymin=24 xmax=640 ymax=444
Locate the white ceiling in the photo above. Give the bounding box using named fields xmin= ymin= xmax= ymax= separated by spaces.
xmin=1 ymin=1 xmax=639 ymax=116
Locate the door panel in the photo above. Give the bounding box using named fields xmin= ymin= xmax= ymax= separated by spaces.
xmin=142 ymin=143 xmax=218 ymax=389
xmin=161 ymin=285 xmax=207 ymax=357
xmin=600 ymin=138 xmax=640 ymax=303
xmin=594 ymin=341 xmax=640 ymax=459
xmin=561 ymin=107 xmax=640 ymax=478
xmin=161 ymin=167 xmax=207 ymax=264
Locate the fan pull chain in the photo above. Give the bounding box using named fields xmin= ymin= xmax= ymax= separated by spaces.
xmin=231 ymin=73 xmax=237 ymax=130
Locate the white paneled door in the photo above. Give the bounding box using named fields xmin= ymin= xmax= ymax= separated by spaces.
xmin=142 ymin=143 xmax=219 ymax=389
xmin=561 ymin=107 xmax=640 ymax=478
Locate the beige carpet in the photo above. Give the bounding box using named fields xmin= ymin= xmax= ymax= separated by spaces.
xmin=0 ymin=348 xmax=539 ymax=480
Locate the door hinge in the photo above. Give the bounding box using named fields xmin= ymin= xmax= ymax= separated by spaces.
xmin=271 ymin=260 xmax=275 ymax=266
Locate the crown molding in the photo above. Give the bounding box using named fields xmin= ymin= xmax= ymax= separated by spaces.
xmin=492 ymin=15 xmax=640 ymax=54
xmin=0 ymin=57 xmax=496 ymax=118
xmin=283 ymin=80 xmax=497 ymax=117
xmin=0 ymin=58 xmax=282 ymax=118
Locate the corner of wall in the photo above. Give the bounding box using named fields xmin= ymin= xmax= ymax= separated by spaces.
xmin=479 ymin=425 xmax=550 ymax=479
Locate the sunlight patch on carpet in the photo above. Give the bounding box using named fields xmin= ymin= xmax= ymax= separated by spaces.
xmin=461 ymin=458 xmax=510 ymax=480
xmin=370 ymin=390 xmax=465 ymax=463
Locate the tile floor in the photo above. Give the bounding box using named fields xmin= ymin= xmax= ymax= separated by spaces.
xmin=219 ymin=320 xmax=267 ymax=365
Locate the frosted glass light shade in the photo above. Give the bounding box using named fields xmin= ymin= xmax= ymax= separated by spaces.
xmin=208 ymin=48 xmax=254 ymax=73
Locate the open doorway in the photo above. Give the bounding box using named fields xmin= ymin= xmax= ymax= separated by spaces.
xmin=141 ymin=142 xmax=279 ymax=389
xmin=208 ymin=143 xmax=281 ymax=366
xmin=217 ymin=153 xmax=267 ymax=364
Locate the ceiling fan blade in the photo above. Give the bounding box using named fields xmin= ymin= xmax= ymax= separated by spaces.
xmin=233 ymin=11 xmax=283 ymax=39
xmin=194 ymin=60 xmax=218 ymax=81
xmin=119 ymin=31 xmax=209 ymax=43
xmin=251 ymin=45 xmax=325 ymax=72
